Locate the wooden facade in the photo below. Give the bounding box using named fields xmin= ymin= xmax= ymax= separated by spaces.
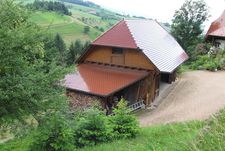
xmin=83 ymin=46 xmax=156 ymax=70
xmin=79 ymin=45 xmax=161 ymax=106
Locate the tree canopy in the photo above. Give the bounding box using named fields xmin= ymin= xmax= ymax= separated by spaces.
xmin=27 ymin=0 xmax=72 ymax=16
xmin=0 ymin=0 xmax=67 ymax=121
xmin=66 ymin=39 xmax=90 ymax=65
xmin=171 ymin=0 xmax=210 ymax=57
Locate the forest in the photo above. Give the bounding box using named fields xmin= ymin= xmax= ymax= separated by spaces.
xmin=27 ymin=0 xmax=72 ymax=15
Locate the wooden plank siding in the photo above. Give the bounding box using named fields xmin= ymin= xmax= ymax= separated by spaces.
xmin=83 ymin=46 xmax=155 ymax=70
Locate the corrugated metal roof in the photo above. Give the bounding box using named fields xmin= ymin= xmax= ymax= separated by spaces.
xmin=64 ymin=64 xmax=149 ymax=97
xmin=206 ymin=10 xmax=225 ymax=40
xmin=92 ymin=20 xmax=138 ymax=49
xmin=126 ymin=20 xmax=188 ymax=73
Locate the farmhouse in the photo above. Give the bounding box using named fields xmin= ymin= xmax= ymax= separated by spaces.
xmin=65 ymin=19 xmax=188 ymax=111
xmin=205 ymin=10 xmax=225 ymax=49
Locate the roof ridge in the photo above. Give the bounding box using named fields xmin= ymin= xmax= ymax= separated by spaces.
xmin=124 ymin=18 xmax=152 ymax=20
xmin=124 ymin=20 xmax=139 ymax=49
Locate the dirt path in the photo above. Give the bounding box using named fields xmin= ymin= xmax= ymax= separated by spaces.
xmin=139 ymin=71 xmax=225 ymax=127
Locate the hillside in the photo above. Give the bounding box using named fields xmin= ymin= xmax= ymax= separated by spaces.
xmin=30 ymin=11 xmax=101 ymax=44
xmin=17 ymin=0 xmax=170 ymax=45
xmin=17 ymin=0 xmax=126 ymax=44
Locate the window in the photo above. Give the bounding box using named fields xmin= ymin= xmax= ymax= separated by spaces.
xmin=112 ymin=47 xmax=123 ymax=54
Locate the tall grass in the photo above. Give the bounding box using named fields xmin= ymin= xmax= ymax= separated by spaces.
xmin=186 ymin=109 xmax=225 ymax=151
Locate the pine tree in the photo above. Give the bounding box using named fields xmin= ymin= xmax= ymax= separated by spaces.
xmin=83 ymin=26 xmax=90 ymax=34
xmin=67 ymin=42 xmax=76 ymax=65
xmin=54 ymin=33 xmax=66 ymax=65
xmin=83 ymin=40 xmax=91 ymax=49
xmin=74 ymin=39 xmax=83 ymax=54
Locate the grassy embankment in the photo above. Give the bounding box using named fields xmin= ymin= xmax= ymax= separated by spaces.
xmin=0 ymin=121 xmax=203 ymax=151
xmin=2 ymin=108 xmax=225 ymax=151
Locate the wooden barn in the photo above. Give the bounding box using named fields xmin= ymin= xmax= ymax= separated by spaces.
xmin=65 ymin=19 xmax=188 ymax=112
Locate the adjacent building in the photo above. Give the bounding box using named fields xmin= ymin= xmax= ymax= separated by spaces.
xmin=206 ymin=10 xmax=225 ymax=49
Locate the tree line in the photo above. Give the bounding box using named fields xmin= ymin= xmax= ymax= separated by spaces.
xmin=60 ymin=0 xmax=100 ymax=8
xmin=27 ymin=0 xmax=72 ymax=16
xmin=0 ymin=0 xmax=88 ymax=123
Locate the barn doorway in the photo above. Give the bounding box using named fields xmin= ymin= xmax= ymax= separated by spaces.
xmin=160 ymin=71 xmax=176 ymax=84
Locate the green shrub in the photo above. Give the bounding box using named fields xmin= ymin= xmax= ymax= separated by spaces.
xmin=109 ymin=99 xmax=139 ymax=139
xmin=30 ymin=112 xmax=75 ymax=151
xmin=190 ymin=55 xmax=222 ymax=71
xmin=74 ymin=108 xmax=111 ymax=148
xmin=189 ymin=47 xmax=225 ymax=71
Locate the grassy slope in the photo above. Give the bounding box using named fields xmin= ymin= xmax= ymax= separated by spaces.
xmin=29 ymin=11 xmax=101 ymax=44
xmin=2 ymin=109 xmax=225 ymax=151
xmin=187 ymin=109 xmax=225 ymax=151
xmin=18 ymin=0 xmax=121 ymax=45
xmin=78 ymin=121 xmax=203 ymax=151
xmin=79 ymin=108 xmax=225 ymax=151
xmin=30 ymin=11 xmax=71 ymax=26
xmin=0 ymin=121 xmax=203 ymax=151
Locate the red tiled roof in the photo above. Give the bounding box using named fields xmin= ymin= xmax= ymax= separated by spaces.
xmin=92 ymin=20 xmax=138 ymax=49
xmin=206 ymin=10 xmax=225 ymax=40
xmin=64 ymin=64 xmax=149 ymax=97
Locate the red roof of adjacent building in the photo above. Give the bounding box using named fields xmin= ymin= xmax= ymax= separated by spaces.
xmin=92 ymin=20 xmax=138 ymax=49
xmin=64 ymin=64 xmax=149 ymax=97
xmin=206 ymin=10 xmax=225 ymax=40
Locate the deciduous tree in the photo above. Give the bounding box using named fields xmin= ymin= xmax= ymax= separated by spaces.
xmin=171 ymin=0 xmax=209 ymax=58
xmin=0 ymin=0 xmax=66 ymax=122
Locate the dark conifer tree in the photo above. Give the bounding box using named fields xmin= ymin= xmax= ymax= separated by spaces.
xmin=55 ymin=33 xmax=66 ymax=65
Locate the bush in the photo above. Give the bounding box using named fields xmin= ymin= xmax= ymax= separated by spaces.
xmin=190 ymin=54 xmax=222 ymax=71
xmin=109 ymin=99 xmax=139 ymax=139
xmin=73 ymin=99 xmax=140 ymax=148
xmin=30 ymin=112 xmax=75 ymax=151
xmin=74 ymin=108 xmax=111 ymax=147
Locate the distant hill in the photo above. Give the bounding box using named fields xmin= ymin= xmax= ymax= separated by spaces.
xmin=16 ymin=0 xmax=124 ymax=44
xmin=16 ymin=0 xmax=170 ymax=45
xmin=60 ymin=0 xmax=101 ymax=8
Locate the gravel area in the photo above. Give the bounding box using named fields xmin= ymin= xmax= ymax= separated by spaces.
xmin=139 ymin=71 xmax=225 ymax=126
